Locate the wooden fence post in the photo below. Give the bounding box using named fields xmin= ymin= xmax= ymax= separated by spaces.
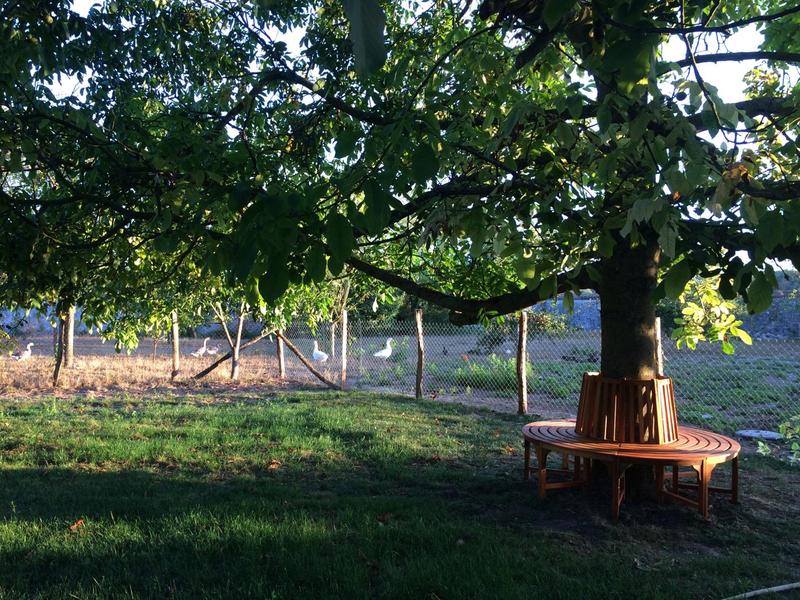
xmin=516 ymin=311 xmax=528 ymax=415
xmin=655 ymin=316 xmax=664 ymax=376
xmin=330 ymin=321 xmax=337 ymax=359
xmin=276 ymin=329 xmax=286 ymax=380
xmin=341 ymin=310 xmax=348 ymax=390
xmin=415 ymin=309 xmax=425 ymax=400
xmin=170 ymin=310 xmax=180 ymax=380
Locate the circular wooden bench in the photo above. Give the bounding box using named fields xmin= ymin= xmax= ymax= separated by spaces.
xmin=522 ymin=420 xmax=740 ymax=520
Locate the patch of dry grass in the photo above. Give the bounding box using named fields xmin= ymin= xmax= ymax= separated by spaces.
xmin=0 ymin=335 xmax=330 ymax=398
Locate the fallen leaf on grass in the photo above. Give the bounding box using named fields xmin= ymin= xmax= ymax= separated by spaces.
xmin=502 ymin=445 xmax=516 ymax=455
xmin=376 ymin=512 xmax=392 ymax=525
xmin=68 ymin=519 xmax=84 ymax=532
xmin=268 ymin=459 xmax=282 ymax=471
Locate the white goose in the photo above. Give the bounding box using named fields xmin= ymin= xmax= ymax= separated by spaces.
xmin=373 ymin=338 xmax=393 ymax=359
xmin=312 ymin=340 xmax=329 ymax=363
xmin=206 ymin=343 xmax=221 ymax=356
xmin=191 ymin=337 xmax=210 ymax=357
xmin=12 ymin=343 xmax=34 ymax=361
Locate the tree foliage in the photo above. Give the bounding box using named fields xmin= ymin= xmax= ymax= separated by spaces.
xmin=1 ymin=0 xmax=799 ymax=353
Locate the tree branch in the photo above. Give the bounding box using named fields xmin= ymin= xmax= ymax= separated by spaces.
xmin=346 ymin=256 xmax=598 ymax=323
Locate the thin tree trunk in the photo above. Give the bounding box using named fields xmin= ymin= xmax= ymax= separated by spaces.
xmin=53 ymin=317 xmax=65 ymax=387
xmin=516 ymin=311 xmax=528 ymax=415
xmin=231 ymin=302 xmax=246 ymax=380
xmin=276 ymin=329 xmax=285 ymax=380
xmin=415 ymin=308 xmax=425 ymax=400
xmin=340 ymin=310 xmax=348 ymax=390
xmin=276 ymin=332 xmax=339 ymax=390
xmin=171 ymin=310 xmax=180 ymax=380
xmin=599 ymin=238 xmax=661 ymax=379
xmin=63 ymin=305 xmax=75 ymax=368
xmin=330 ymin=321 xmax=337 ymax=360
xmin=193 ymin=331 xmax=271 ymax=380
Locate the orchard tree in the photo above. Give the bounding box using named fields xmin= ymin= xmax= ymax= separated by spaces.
xmin=1 ymin=0 xmax=799 ymax=389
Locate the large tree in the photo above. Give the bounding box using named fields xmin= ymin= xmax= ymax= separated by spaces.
xmin=2 ymin=0 xmax=799 ymax=384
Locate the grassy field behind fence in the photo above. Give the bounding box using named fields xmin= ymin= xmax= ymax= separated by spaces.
xmin=0 ymin=392 xmax=798 ymax=599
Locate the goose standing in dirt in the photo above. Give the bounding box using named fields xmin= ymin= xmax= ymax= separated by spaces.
xmin=373 ymin=338 xmax=393 ymax=360
xmin=312 ymin=340 xmax=328 ymax=363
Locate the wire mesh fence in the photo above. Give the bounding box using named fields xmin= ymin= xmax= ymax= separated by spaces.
xmin=4 ymin=307 xmax=797 ymax=435
xmin=276 ymin=313 xmax=800 ymax=435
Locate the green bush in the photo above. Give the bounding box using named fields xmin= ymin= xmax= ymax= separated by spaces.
xmin=528 ymin=311 xmax=570 ymax=335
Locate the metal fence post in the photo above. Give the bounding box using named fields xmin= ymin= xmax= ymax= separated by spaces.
xmin=517 ymin=311 xmax=528 ymax=415
xmin=415 ymin=309 xmax=425 ymax=400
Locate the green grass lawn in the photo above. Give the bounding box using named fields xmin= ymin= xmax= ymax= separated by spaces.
xmin=0 ymin=391 xmax=797 ymax=599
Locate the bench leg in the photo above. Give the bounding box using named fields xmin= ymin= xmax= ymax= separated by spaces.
xmin=655 ymin=464 xmax=665 ymax=504
xmin=524 ymin=440 xmax=531 ymax=481
xmin=731 ymin=457 xmax=739 ymax=504
xmin=562 ymin=452 xmax=570 ymax=470
xmin=536 ymin=446 xmax=550 ymax=499
xmin=610 ymin=460 xmax=626 ymax=521
xmin=698 ymin=460 xmax=717 ymax=521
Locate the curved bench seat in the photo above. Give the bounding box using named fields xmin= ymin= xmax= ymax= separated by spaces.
xmin=522 ymin=420 xmax=740 ymax=520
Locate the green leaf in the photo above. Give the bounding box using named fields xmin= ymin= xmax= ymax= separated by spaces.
xmin=663 ymin=261 xmax=693 ymax=299
xmin=342 ymin=0 xmax=387 ymax=77
xmin=721 ymin=339 xmax=735 ymax=355
xmin=258 ymin=261 xmax=289 ymax=303
xmin=335 ymin=130 xmax=360 ymax=158
xmin=565 ymin=95 xmax=583 ymax=119
xmin=543 ymin=0 xmax=577 ymax=29
xmin=326 ymin=212 xmax=354 ymax=265
xmin=563 ymin=290 xmax=574 ymax=314
xmin=596 ymin=104 xmax=612 ymax=134
xmin=411 ymin=144 xmax=439 ymax=184
xmin=364 ymin=179 xmax=391 ymax=235
xmin=597 ymin=230 xmax=615 ymax=257
xmin=746 ymin=272 xmax=773 ymax=313
xmin=306 ymin=244 xmax=327 ymax=283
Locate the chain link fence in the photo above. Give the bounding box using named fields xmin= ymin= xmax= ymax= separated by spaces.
xmin=275 ymin=314 xmax=800 ymax=434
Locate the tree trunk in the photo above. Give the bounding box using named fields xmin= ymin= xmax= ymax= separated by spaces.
xmin=171 ymin=310 xmax=180 ymax=380
xmin=276 ymin=330 xmax=285 ymax=379
xmin=597 ymin=237 xmax=662 ymax=496
xmin=63 ymin=305 xmax=75 ymax=368
xmin=340 ymin=310 xmax=348 ymax=390
xmin=516 ymin=310 xmax=528 ymax=415
xmin=415 ymin=309 xmax=424 ymax=400
xmin=53 ymin=317 xmax=65 ymax=387
xmin=599 ymin=238 xmax=661 ymax=379
xmin=231 ymin=308 xmax=245 ymax=381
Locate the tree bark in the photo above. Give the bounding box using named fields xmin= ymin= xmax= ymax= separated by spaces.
xmin=276 ymin=330 xmax=285 ymax=380
xmin=340 ymin=310 xmax=348 ymax=390
xmin=63 ymin=305 xmax=75 ymax=368
xmin=231 ymin=306 xmax=245 ymax=381
xmin=52 ymin=317 xmax=65 ymax=388
xmin=516 ymin=311 xmax=528 ymax=415
xmin=171 ymin=310 xmax=180 ymax=380
xmin=276 ymin=332 xmax=339 ymax=390
xmin=599 ymin=238 xmax=661 ymax=379
xmin=415 ymin=308 xmax=424 ymax=400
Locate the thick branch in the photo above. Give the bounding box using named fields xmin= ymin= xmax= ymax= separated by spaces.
xmin=275 ymin=333 xmax=339 ymax=390
xmin=346 ymin=256 xmax=598 ymax=323
xmin=671 ymin=51 xmax=800 ymax=68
